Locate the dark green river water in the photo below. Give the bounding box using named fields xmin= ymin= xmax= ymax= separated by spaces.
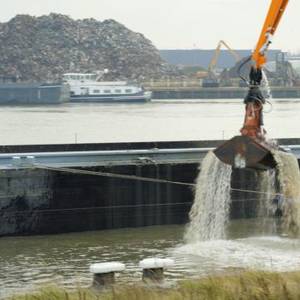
xmin=2 ymin=220 xmax=300 ymax=298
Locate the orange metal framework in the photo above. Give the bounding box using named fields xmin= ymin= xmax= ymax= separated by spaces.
xmin=252 ymin=0 xmax=289 ymax=69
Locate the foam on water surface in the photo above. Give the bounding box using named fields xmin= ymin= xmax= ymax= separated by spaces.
xmin=174 ymin=236 xmax=300 ymax=272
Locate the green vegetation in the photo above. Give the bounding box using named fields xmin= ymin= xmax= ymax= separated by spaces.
xmin=8 ymin=271 xmax=300 ymax=300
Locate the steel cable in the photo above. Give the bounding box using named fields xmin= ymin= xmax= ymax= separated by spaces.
xmin=0 ymin=198 xmax=276 ymax=217
xmin=34 ymin=164 xmax=284 ymax=198
xmin=0 ymin=164 xmax=286 ymax=218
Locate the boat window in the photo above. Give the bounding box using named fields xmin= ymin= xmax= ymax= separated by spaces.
xmin=125 ymin=89 xmax=132 ymax=93
xmin=104 ymin=89 xmax=111 ymax=93
xmin=93 ymin=89 xmax=100 ymax=94
xmin=90 ymin=74 xmax=97 ymax=80
xmin=71 ymin=75 xmax=76 ymax=80
xmin=115 ymin=89 xmax=122 ymax=93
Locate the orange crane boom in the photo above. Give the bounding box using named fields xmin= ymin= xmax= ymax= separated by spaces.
xmin=252 ymin=0 xmax=289 ymax=69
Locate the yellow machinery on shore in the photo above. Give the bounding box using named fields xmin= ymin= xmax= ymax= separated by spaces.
xmin=208 ymin=40 xmax=240 ymax=75
xmin=201 ymin=40 xmax=240 ymax=87
xmin=214 ymin=0 xmax=289 ymax=169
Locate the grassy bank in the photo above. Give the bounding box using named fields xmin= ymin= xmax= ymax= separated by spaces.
xmin=8 ymin=271 xmax=300 ymax=300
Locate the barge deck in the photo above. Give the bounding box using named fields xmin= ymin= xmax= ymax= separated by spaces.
xmin=1 ymin=139 xmax=299 ymax=237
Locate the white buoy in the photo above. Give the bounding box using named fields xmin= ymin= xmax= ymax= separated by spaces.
xmin=89 ymin=262 xmax=125 ymax=286
xmin=139 ymin=258 xmax=174 ymax=283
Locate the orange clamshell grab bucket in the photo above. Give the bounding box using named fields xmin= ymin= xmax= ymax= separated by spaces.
xmin=214 ymin=90 xmax=279 ymax=170
xmin=213 ymin=135 xmax=277 ymax=170
xmin=214 ymin=102 xmax=277 ymax=170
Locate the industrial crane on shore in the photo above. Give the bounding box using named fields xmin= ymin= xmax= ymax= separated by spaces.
xmin=202 ymin=40 xmax=240 ymax=87
xmin=208 ymin=40 xmax=240 ymax=75
xmin=214 ymin=0 xmax=289 ymax=170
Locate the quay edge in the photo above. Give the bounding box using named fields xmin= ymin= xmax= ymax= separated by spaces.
xmin=147 ymin=87 xmax=300 ymax=100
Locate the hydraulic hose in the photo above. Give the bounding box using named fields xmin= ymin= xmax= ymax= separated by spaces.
xmin=237 ymin=55 xmax=252 ymax=86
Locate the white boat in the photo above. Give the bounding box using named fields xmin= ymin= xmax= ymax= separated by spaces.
xmin=63 ymin=73 xmax=151 ymax=103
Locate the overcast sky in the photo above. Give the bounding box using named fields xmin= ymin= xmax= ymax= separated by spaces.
xmin=1 ymin=0 xmax=299 ymax=52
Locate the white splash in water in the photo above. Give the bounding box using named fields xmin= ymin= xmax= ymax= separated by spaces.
xmin=185 ymin=151 xmax=232 ymax=242
xmin=175 ymin=236 xmax=300 ymax=273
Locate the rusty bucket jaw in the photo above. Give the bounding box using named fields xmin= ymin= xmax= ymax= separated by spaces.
xmin=213 ymin=135 xmax=277 ymax=170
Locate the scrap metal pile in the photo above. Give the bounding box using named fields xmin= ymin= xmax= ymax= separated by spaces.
xmin=0 ymin=14 xmax=177 ymax=82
